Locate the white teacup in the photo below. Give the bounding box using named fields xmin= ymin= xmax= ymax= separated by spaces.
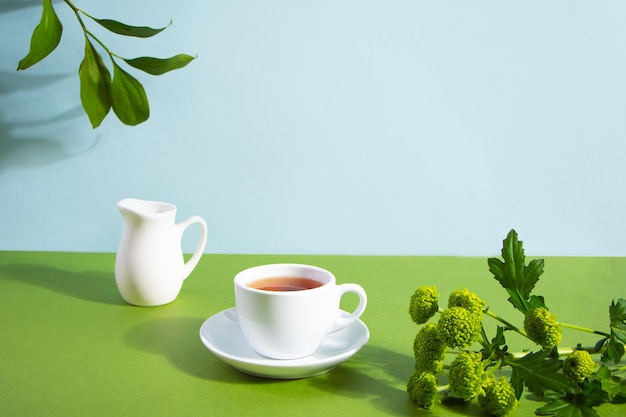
xmin=234 ymin=263 xmax=367 ymax=360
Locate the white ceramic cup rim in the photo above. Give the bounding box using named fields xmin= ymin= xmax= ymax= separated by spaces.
xmin=234 ymin=263 xmax=334 ymax=294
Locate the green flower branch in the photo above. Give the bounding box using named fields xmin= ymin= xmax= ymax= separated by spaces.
xmin=407 ymin=230 xmax=626 ymax=416
xmin=17 ymin=0 xmax=195 ymax=128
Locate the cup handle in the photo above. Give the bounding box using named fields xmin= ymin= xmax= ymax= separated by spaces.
xmin=330 ymin=283 xmax=367 ymax=333
xmin=177 ymin=215 xmax=208 ymax=280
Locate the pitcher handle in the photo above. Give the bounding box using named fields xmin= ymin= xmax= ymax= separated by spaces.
xmin=177 ymin=215 xmax=208 ymax=280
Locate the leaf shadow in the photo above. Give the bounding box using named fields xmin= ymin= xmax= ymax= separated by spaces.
xmin=308 ymin=344 xmax=417 ymax=415
xmin=0 ymin=0 xmax=46 ymax=14
xmin=0 ymin=262 xmax=124 ymax=305
xmin=0 ymin=70 xmax=100 ymax=171
xmin=0 ymin=70 xmax=72 ymax=94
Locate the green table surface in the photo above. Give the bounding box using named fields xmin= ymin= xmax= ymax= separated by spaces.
xmin=1 ymin=252 xmax=625 ymax=417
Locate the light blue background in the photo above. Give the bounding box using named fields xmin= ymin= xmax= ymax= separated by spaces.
xmin=1 ymin=1 xmax=625 ymax=256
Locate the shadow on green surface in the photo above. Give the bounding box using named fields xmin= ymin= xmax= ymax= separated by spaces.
xmin=309 ymin=345 xmax=495 ymax=416
xmin=125 ymin=316 xmax=284 ymax=384
xmin=0 ymin=263 xmax=124 ymax=305
xmin=309 ymin=344 xmax=417 ymax=415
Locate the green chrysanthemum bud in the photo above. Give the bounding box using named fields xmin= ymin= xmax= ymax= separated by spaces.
xmin=448 ymin=288 xmax=486 ymax=318
xmin=449 ymin=351 xmax=485 ymax=401
xmin=407 ymin=370 xmax=439 ymax=409
xmin=523 ymin=307 xmax=562 ymax=349
xmin=413 ymin=323 xmax=446 ymax=374
xmin=563 ymin=350 xmax=596 ymax=382
xmin=478 ymin=376 xmax=518 ymax=417
xmin=409 ymin=286 xmax=439 ymax=324
xmin=437 ymin=306 xmax=481 ymax=349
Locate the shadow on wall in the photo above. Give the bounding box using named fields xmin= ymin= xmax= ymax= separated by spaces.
xmin=0 ymin=70 xmax=100 ymax=171
xmin=0 ymin=0 xmax=101 ymax=171
xmin=0 ymin=0 xmax=44 ymax=13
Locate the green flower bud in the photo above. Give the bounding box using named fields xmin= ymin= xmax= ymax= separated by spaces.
xmin=407 ymin=370 xmax=439 ymax=409
xmin=563 ymin=350 xmax=596 ymax=382
xmin=413 ymin=323 xmax=446 ymax=374
xmin=437 ymin=306 xmax=481 ymax=349
xmin=478 ymin=376 xmax=518 ymax=417
xmin=448 ymin=288 xmax=486 ymax=318
xmin=409 ymin=286 xmax=439 ymax=324
xmin=449 ymin=351 xmax=485 ymax=401
xmin=523 ymin=307 xmax=562 ymax=349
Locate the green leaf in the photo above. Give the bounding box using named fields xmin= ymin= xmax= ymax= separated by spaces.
xmin=79 ymin=37 xmax=112 ymax=128
xmin=535 ymin=397 xmax=600 ymax=417
xmin=534 ymin=379 xmax=608 ymax=417
xmin=603 ymin=339 xmax=625 ymax=365
xmin=578 ymin=379 xmax=609 ymax=407
xmin=484 ymin=326 xmax=507 ymax=359
xmin=17 ymin=0 xmax=63 ymax=70
xmin=593 ymin=365 xmax=624 ymax=403
xmin=506 ymin=349 xmax=579 ymax=400
xmin=122 ymin=54 xmax=196 ymax=76
xmin=92 ymin=18 xmax=171 ymax=38
xmin=488 ymin=229 xmax=546 ymax=313
xmin=602 ymin=299 xmax=626 ymax=364
xmin=111 ymin=61 xmax=149 ymax=126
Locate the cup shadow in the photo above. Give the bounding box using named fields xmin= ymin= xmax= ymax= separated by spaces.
xmin=125 ymin=317 xmax=281 ymax=384
xmin=0 ymin=263 xmax=124 ymax=305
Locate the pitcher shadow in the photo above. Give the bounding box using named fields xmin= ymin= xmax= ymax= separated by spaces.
xmin=0 ymin=263 xmax=124 ymax=305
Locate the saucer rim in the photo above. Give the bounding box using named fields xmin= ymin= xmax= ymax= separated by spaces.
xmin=199 ymin=307 xmax=369 ymax=378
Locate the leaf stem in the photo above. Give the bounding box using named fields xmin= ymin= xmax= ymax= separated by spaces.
xmin=479 ymin=325 xmax=492 ymax=351
xmin=64 ymin=1 xmax=115 ymax=63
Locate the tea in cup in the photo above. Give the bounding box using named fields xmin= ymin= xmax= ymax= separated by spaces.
xmin=234 ymin=264 xmax=367 ymax=360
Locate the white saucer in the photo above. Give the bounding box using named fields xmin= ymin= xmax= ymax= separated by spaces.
xmin=199 ymin=308 xmax=369 ymax=379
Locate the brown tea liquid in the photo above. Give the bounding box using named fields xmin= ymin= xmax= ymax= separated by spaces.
xmin=248 ymin=276 xmax=324 ymax=292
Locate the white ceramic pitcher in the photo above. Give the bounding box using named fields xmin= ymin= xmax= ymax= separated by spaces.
xmin=114 ymin=198 xmax=207 ymax=306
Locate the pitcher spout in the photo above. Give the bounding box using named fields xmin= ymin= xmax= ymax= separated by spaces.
xmin=117 ymin=198 xmax=176 ymax=222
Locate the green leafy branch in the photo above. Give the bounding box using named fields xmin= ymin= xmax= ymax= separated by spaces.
xmin=17 ymin=0 xmax=195 ymax=128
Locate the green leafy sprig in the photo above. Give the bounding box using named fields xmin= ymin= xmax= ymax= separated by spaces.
xmin=17 ymin=0 xmax=195 ymax=128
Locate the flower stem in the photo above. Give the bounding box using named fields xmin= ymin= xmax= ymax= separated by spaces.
xmin=437 ymin=384 xmax=450 ymax=393
xmin=558 ymin=322 xmax=610 ymax=338
xmin=484 ymin=357 xmax=503 ymax=375
xmin=613 ymin=365 xmax=626 ymax=373
xmin=482 ymin=309 xmax=528 ymax=338
xmin=504 ymin=346 xmax=603 ymax=359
